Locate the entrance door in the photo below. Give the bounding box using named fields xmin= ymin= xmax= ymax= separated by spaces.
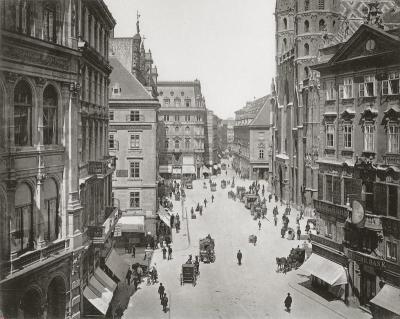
xmin=361 ymin=272 xmax=376 ymax=305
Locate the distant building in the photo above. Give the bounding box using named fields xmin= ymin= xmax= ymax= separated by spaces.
xmin=221 ymin=118 xmax=235 ymax=151
xmin=157 ymin=80 xmax=207 ymax=179
xmin=108 ymin=57 xmax=160 ymax=240
xmin=205 ymin=110 xmax=220 ymax=166
xmin=232 ymin=96 xmax=273 ymax=180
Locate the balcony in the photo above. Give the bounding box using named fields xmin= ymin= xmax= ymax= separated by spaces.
xmin=88 ymin=156 xmax=116 ymax=175
xmin=314 ymin=199 xmax=349 ymax=222
xmin=310 ymin=233 xmax=344 ymax=253
xmin=87 ymin=207 xmax=120 ymax=244
xmin=364 ymin=214 xmax=383 ymax=231
xmin=383 ymin=153 xmax=400 ymax=166
xmin=1 ymin=239 xmax=69 ymax=279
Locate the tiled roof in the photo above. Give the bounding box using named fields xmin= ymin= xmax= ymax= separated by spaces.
xmin=250 ymin=100 xmax=270 ymax=127
xmin=109 ymin=57 xmax=155 ymax=101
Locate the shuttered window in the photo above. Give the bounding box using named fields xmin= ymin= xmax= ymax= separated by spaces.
xmin=374 ymin=183 xmax=387 ymax=216
xmin=318 ymin=174 xmax=324 ymax=200
xmin=333 ymin=176 xmax=341 ymax=205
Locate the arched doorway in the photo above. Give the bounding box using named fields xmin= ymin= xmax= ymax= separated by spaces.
xmin=47 ymin=276 xmax=66 ymax=319
xmin=21 ymin=288 xmax=42 ymax=319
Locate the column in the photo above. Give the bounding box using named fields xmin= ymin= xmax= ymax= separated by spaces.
xmin=84 ymin=8 xmax=89 ymax=42
xmin=91 ymin=118 xmax=96 ymax=161
xmin=35 ymin=77 xmax=46 ymax=148
xmin=4 ymin=72 xmax=18 ymax=149
xmin=36 ymin=173 xmax=46 ymax=248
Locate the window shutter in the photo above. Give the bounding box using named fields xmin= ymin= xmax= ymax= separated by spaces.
xmin=374 ymin=183 xmax=387 ymax=216
xmin=318 ymin=174 xmax=324 ymax=200
xmin=382 ymin=80 xmax=389 ymax=95
xmin=359 ymin=83 xmax=365 ymax=97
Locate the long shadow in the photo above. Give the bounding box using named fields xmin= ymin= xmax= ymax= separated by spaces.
xmin=298 ymin=279 xmax=337 ymax=302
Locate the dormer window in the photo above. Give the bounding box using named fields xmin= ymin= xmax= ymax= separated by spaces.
xmin=112 ymin=83 xmax=121 ymax=95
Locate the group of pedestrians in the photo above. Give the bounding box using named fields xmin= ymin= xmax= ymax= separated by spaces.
xmin=158 ymin=283 xmax=169 ymax=312
xmin=162 ymin=244 xmax=173 ymax=260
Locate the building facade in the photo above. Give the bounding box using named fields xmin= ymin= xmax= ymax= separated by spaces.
xmin=0 ymin=1 xmax=116 ymax=318
xmin=232 ymin=96 xmax=272 ymax=180
xmin=157 ymin=80 xmax=207 ymax=179
xmin=311 ymin=24 xmax=400 ymax=317
xmin=108 ymin=56 xmax=160 ymax=239
xmin=204 ymin=110 xmax=220 ymax=167
xmin=274 ymin=0 xmax=400 ymax=208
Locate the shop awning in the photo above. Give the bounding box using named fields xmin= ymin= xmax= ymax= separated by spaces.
xmin=182 ymin=165 xmax=195 ymax=174
xmin=159 ymin=165 xmax=172 ymax=173
xmin=83 ymin=269 xmax=115 ymax=315
xmin=299 ymin=253 xmax=348 ymax=286
xmin=105 ymin=249 xmax=130 ymax=282
xmin=370 ymin=284 xmax=400 ymax=315
xmin=117 ymin=215 xmax=145 ymax=233
xmin=158 ymin=209 xmax=171 ymax=228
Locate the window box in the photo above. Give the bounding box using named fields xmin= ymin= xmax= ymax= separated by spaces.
xmin=325 ymin=148 xmax=335 ymax=155
xmin=340 ymin=98 xmax=354 ymax=105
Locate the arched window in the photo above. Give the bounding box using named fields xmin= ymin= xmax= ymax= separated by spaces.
xmin=319 ymin=19 xmax=326 ymax=31
xmin=174 ymin=98 xmax=181 ymax=107
xmin=43 ymin=85 xmax=58 ymax=145
xmin=283 ymin=18 xmax=288 ymax=30
xmin=12 ymin=183 xmax=33 ymax=254
xmin=14 ymin=81 xmax=33 ymax=146
xmin=282 ymin=38 xmax=287 ymax=52
xmin=185 ymin=126 xmax=190 ymax=134
xmin=185 ymin=138 xmax=190 ymax=149
xmin=165 ymin=138 xmax=169 ymax=149
xmin=304 ymin=20 xmax=310 ymax=33
xmin=175 ymin=139 xmax=180 ymax=149
xmin=304 ymin=43 xmax=310 ymax=55
xmin=43 ymin=179 xmax=59 ymax=241
xmin=284 ymin=79 xmax=290 ymax=105
xmin=175 ymin=126 xmax=179 ymax=133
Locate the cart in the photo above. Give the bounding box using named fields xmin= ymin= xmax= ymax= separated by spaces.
xmin=221 ymin=180 xmax=227 ymax=189
xmin=244 ymin=194 xmax=258 ymax=209
xmin=180 ymin=263 xmax=197 ymax=286
xmin=211 ymin=182 xmax=217 ymax=192
xmin=199 ymin=236 xmax=215 ymax=263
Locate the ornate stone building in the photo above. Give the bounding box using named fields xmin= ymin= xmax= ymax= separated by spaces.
xmin=157 ymin=80 xmax=207 ymax=179
xmin=0 ymin=1 xmax=116 ymax=318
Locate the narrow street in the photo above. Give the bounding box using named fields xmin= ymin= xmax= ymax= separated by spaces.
xmin=122 ymin=161 xmax=371 ymax=319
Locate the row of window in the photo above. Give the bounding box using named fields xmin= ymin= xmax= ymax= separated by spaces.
xmin=164 ymin=139 xmax=204 ymax=149
xmin=108 ymin=133 xmax=141 ymax=150
xmin=163 ymin=98 xmax=191 ymax=107
xmin=109 ymin=111 xmax=141 ymax=122
xmin=82 ymin=66 xmax=108 ymax=107
xmin=162 ymin=114 xmax=203 ymax=122
xmin=325 ymin=122 xmax=400 ymax=153
xmin=165 ymin=126 xmax=204 ymax=135
xmin=325 ymin=73 xmax=400 ymax=100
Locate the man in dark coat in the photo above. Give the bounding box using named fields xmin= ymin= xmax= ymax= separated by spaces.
xmin=168 ymin=245 xmax=172 ymax=260
xmin=237 ymin=250 xmax=243 ymax=265
xmin=158 ymin=283 xmax=165 ymax=300
xmin=284 ymin=293 xmax=292 ymax=311
xmin=161 ymin=293 xmax=168 ymax=312
xmin=162 ymin=246 xmax=167 ymax=259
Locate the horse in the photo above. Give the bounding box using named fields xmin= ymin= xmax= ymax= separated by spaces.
xmin=276 ymin=257 xmax=287 ymax=271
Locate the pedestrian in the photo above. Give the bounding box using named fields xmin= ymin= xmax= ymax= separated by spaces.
xmin=158 ymin=283 xmax=165 ymax=300
xmin=305 ymin=223 xmax=310 ymax=234
xmin=131 ymin=244 xmax=136 ymax=258
xmin=297 ymin=227 xmax=301 ymax=240
xmin=204 ymin=198 xmax=207 ymax=208
xmin=274 ymin=215 xmax=278 ymax=226
xmin=162 ymin=246 xmax=167 ymax=259
xmin=258 ymin=220 xmax=261 ymax=230
xmin=168 ymin=245 xmax=172 ymax=260
xmin=284 ymin=293 xmax=292 ymax=312
xmin=281 ymin=227 xmax=286 ymax=238
xmin=269 ymin=194 xmax=272 ymax=202
xmin=211 ymin=194 xmax=214 ymax=203
xmin=162 ymin=293 xmax=169 ymax=312
xmin=199 ymin=205 xmax=203 ymax=215
xmin=133 ymin=276 xmax=139 ymax=290
xmin=237 ymin=250 xmax=243 ymax=265
xmin=262 ymin=189 xmax=265 ymax=197
xmin=126 ymin=268 xmax=132 ymax=285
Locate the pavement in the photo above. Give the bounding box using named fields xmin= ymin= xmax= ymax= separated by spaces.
xmin=119 ymin=159 xmax=372 ymax=319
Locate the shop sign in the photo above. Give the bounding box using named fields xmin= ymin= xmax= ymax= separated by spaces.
xmin=314 ymin=199 xmax=348 ymax=221
xmin=312 ymin=243 xmax=347 ymax=266
xmin=114 ymin=224 xmax=122 ymax=237
xmin=348 ymin=249 xmax=386 ymax=269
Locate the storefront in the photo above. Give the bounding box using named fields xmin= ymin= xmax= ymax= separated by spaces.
xmin=251 ymin=165 xmax=269 ymax=180
xmin=370 ymin=284 xmax=400 ymax=319
xmin=157 ymin=209 xmax=173 ymax=244
xmin=347 ymin=249 xmax=386 ymax=307
xmin=159 ymin=165 xmax=172 ymax=178
xmin=115 ymin=215 xmax=146 ymax=247
xmin=172 ymin=166 xmax=182 ymax=179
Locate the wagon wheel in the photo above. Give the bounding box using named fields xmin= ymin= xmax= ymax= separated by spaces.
xmin=180 ymin=274 xmax=183 ymax=286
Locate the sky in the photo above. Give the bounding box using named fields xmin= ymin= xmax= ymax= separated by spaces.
xmin=104 ymin=0 xmax=276 ymax=119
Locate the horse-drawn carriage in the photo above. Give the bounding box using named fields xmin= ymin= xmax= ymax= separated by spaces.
xmin=180 ymin=263 xmax=197 ymax=286
xmin=236 ymin=187 xmax=246 ymax=201
xmin=228 ymin=190 xmax=236 ymax=200
xmin=276 ymin=247 xmax=305 ymax=273
xmin=221 ymin=180 xmax=226 ymax=189
xmin=199 ymin=236 xmax=215 ymax=263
